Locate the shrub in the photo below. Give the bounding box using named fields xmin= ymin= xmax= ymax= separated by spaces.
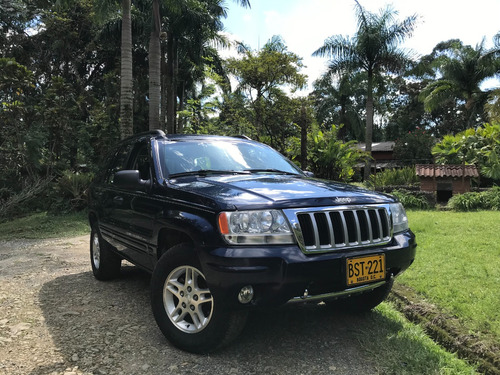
xmin=481 ymin=186 xmax=500 ymax=210
xmin=391 ymin=189 xmax=431 ymax=210
xmin=49 ymin=171 xmax=94 ymax=213
xmin=367 ymin=167 xmax=419 ymax=188
xmin=447 ymin=187 xmax=500 ymax=211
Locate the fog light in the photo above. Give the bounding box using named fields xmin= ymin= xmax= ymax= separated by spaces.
xmin=238 ymin=285 xmax=254 ymax=304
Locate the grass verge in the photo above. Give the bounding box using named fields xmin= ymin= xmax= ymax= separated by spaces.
xmin=390 ymin=284 xmax=499 ymax=375
xmin=0 ymin=211 xmax=89 ymax=240
xmin=357 ymin=302 xmax=478 ymax=374
xmin=393 ymin=210 xmax=500 ymax=374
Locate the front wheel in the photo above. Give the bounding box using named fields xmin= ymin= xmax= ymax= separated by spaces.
xmin=151 ymin=244 xmax=247 ymax=353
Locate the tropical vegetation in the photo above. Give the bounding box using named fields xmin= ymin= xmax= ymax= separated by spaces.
xmin=313 ymin=1 xmax=418 ymax=179
xmin=0 ymin=0 xmax=499 ymax=220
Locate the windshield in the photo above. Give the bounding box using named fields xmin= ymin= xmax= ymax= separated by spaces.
xmin=157 ymin=139 xmax=302 ymax=177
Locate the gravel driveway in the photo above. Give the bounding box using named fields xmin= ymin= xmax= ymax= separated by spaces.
xmin=0 ymin=235 xmax=379 ymax=375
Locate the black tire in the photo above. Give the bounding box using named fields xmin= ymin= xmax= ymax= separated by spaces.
xmin=328 ymin=279 xmax=393 ymax=314
xmin=90 ymin=227 xmax=121 ymax=280
xmin=151 ymin=243 xmax=248 ymax=353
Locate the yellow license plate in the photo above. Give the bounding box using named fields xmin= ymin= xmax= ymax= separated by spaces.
xmin=346 ymin=254 xmax=386 ymax=286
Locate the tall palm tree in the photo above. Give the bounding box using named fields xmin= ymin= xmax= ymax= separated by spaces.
xmin=94 ymin=0 xmax=134 ymax=139
xmin=148 ymin=0 xmax=250 ymax=134
xmin=420 ymin=39 xmax=500 ymax=131
xmin=148 ymin=0 xmax=161 ymax=130
xmin=313 ymin=1 xmax=417 ymax=180
xmin=312 ymin=70 xmax=365 ymax=141
xmin=120 ymin=0 xmax=133 ymax=139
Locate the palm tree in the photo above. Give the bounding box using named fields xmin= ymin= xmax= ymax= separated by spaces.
xmin=149 ymin=0 xmax=250 ymax=134
xmin=313 ymin=1 xmax=417 ymax=180
xmin=148 ymin=0 xmax=161 ymax=130
xmin=420 ymin=39 xmax=500 ymax=131
xmin=120 ymin=0 xmax=133 ymax=139
xmin=94 ymin=0 xmax=134 ymax=139
xmin=311 ymin=70 xmax=365 ymax=141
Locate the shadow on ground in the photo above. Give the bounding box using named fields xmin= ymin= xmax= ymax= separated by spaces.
xmin=36 ymin=266 xmax=460 ymax=375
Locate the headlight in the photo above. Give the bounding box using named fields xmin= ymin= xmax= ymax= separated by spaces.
xmin=218 ymin=210 xmax=295 ymax=245
xmin=390 ymin=203 xmax=409 ymax=233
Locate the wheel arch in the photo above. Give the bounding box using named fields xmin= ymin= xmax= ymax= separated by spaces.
xmin=156 ymin=227 xmax=193 ymax=259
xmin=154 ymin=211 xmax=221 ymax=260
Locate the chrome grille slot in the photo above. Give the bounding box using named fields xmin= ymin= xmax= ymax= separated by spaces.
xmin=285 ymin=205 xmax=392 ymax=253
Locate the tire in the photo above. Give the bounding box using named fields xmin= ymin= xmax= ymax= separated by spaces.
xmin=90 ymin=227 xmax=121 ymax=281
xmin=151 ymin=243 xmax=248 ymax=353
xmin=328 ymin=279 xmax=394 ymax=314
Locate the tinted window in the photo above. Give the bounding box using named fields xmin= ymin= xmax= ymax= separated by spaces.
xmin=157 ymin=139 xmax=301 ymax=176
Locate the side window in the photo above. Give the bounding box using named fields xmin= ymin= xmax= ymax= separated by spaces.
xmin=131 ymin=144 xmax=151 ymax=180
xmin=105 ymin=143 xmax=133 ymax=184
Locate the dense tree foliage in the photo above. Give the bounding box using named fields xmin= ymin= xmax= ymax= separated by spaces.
xmin=418 ymin=39 xmax=500 ymax=131
xmin=432 ymin=123 xmax=500 ymax=180
xmin=225 ymin=36 xmax=306 ymax=149
xmin=0 ymin=0 xmax=499 ymax=217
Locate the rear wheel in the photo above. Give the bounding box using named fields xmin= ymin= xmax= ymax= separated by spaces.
xmin=151 ymin=243 xmax=247 ymax=353
xmin=90 ymin=227 xmax=121 ymax=280
xmin=328 ymin=279 xmax=393 ymax=313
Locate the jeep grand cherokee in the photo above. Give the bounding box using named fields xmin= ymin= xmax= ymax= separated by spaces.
xmin=88 ymin=130 xmax=416 ymax=353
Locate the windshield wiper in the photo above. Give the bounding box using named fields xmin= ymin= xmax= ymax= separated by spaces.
xmin=244 ymin=168 xmax=299 ymax=175
xmin=169 ymin=170 xmax=251 ymax=178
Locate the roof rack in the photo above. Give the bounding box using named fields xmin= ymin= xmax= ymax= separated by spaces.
xmin=233 ymin=134 xmax=252 ymax=140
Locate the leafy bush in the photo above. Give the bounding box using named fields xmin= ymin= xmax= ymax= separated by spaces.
xmin=482 ymin=186 xmax=500 ymax=210
xmin=447 ymin=186 xmax=500 ymax=211
xmin=49 ymin=171 xmax=94 ymax=213
xmin=391 ymin=189 xmax=430 ymax=210
xmin=287 ymin=125 xmax=366 ymax=182
xmin=367 ymin=167 xmax=419 ymax=188
xmin=433 ymin=123 xmax=500 ymax=180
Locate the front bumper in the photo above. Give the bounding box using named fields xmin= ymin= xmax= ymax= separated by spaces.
xmin=200 ymin=230 xmax=416 ymax=308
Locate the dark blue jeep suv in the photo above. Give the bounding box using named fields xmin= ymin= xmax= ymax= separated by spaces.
xmin=88 ymin=130 xmax=416 ymax=353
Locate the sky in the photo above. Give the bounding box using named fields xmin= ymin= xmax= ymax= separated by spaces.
xmin=221 ymin=0 xmax=500 ymax=93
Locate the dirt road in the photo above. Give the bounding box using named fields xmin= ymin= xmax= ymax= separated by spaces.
xmin=0 ymin=235 xmax=380 ymax=375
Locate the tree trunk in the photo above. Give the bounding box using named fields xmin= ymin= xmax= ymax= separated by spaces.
xmin=165 ymin=33 xmax=176 ymax=133
xmin=119 ymin=0 xmax=133 ymax=139
xmin=363 ymin=71 xmax=374 ymax=181
xmin=254 ymin=90 xmax=263 ymax=141
xmin=148 ymin=0 xmax=161 ymax=130
xmin=173 ymin=42 xmax=181 ymax=133
xmin=160 ymin=44 xmax=167 ymax=130
xmin=177 ymin=81 xmax=185 ymax=133
xmin=300 ymin=104 xmax=308 ymax=170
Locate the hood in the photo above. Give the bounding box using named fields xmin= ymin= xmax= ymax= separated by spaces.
xmin=168 ymin=174 xmax=395 ymax=210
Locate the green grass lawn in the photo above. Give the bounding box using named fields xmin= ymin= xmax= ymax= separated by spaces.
xmin=0 ymin=211 xmax=89 ymax=240
xmin=359 ymin=303 xmax=477 ymax=374
xmin=402 ymin=211 xmax=500 ymax=342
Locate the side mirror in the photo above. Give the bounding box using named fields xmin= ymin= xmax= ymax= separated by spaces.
xmin=113 ymin=170 xmax=149 ymax=190
xmin=303 ymin=170 xmax=314 ymax=178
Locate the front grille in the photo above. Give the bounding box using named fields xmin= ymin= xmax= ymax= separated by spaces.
xmin=285 ymin=206 xmax=392 ymax=253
